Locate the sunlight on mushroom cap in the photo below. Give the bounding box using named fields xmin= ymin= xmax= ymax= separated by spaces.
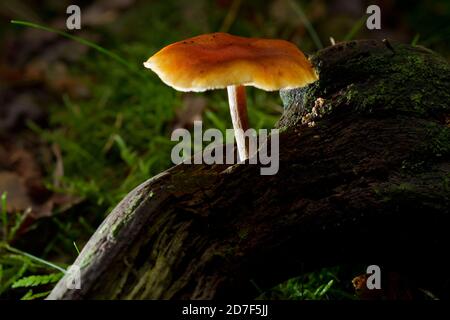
xmin=144 ymin=32 xmax=318 ymax=92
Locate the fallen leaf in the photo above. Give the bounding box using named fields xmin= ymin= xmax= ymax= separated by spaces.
xmin=0 ymin=142 xmax=83 ymax=222
xmin=0 ymin=171 xmax=33 ymax=212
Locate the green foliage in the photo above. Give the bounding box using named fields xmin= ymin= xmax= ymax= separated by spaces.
xmin=21 ymin=290 xmax=53 ymax=300
xmin=282 ymin=278 xmax=335 ymax=300
xmin=0 ymin=247 xmax=65 ymax=299
xmin=1 ymin=192 xmax=31 ymax=244
xmin=0 ymin=192 xmax=66 ymax=299
xmin=423 ymin=124 xmax=450 ymax=158
xmin=12 ymin=273 xmax=63 ymax=288
xmin=258 ymin=267 xmax=356 ymax=300
xmin=0 ymin=254 xmax=29 ymax=296
xmin=1 ymin=192 xmax=7 ymax=242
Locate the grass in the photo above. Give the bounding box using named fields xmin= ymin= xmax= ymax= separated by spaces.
xmin=258 ymin=266 xmax=357 ymax=300
xmin=0 ymin=192 xmax=66 ymax=299
xmin=1 ymin=192 xmax=7 ymax=242
xmin=287 ymin=0 xmax=323 ymax=50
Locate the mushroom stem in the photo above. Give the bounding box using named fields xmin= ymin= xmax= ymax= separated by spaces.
xmin=227 ymin=84 xmax=250 ymax=161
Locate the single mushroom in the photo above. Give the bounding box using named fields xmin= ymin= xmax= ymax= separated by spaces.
xmin=144 ymin=32 xmax=318 ymax=161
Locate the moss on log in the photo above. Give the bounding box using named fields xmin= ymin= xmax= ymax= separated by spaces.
xmin=48 ymin=40 xmax=450 ymax=300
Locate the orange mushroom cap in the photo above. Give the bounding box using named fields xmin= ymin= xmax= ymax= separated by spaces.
xmin=144 ymin=32 xmax=318 ymax=92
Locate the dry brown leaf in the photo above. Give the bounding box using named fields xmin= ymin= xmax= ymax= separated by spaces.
xmin=0 ymin=171 xmax=33 ymax=212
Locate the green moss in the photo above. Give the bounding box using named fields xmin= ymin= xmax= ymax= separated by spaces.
xmin=410 ymin=93 xmax=423 ymax=106
xmin=401 ymin=123 xmax=450 ymax=173
xmin=238 ymin=228 xmax=249 ymax=241
xmin=110 ymin=193 xmax=144 ymax=238
xmin=375 ymin=182 xmax=417 ymax=203
xmin=79 ymin=247 xmax=96 ymax=269
xmin=80 ymin=192 xmax=146 ymax=268
xmin=401 ymin=159 xmax=426 ymax=172
xmin=423 ymin=124 xmax=450 ymax=157
xmin=346 ymin=47 xmax=449 ymax=116
xmin=280 ymin=42 xmax=450 ymax=124
xmin=374 ymin=175 xmax=449 ymax=213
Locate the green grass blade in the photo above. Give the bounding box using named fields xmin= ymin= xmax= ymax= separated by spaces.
xmin=343 ymin=16 xmax=366 ymax=41
xmin=287 ymin=0 xmax=323 ymax=50
xmin=10 ymin=20 xmax=142 ymax=77
xmin=411 ymin=33 xmax=420 ymax=46
xmin=21 ymin=289 xmax=52 ymax=300
xmin=73 ymin=241 xmax=80 ymax=255
xmin=4 ymin=244 xmax=66 ymax=274
xmin=1 ymin=192 xmax=8 ymax=242
xmin=8 ymin=208 xmax=30 ymax=243
xmin=317 ymin=279 xmax=334 ymax=297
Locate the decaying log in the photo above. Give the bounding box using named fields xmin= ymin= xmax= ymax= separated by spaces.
xmin=48 ymin=40 xmax=450 ymax=300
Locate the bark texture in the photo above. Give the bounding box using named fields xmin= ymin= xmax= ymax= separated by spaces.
xmin=48 ymin=40 xmax=450 ymax=300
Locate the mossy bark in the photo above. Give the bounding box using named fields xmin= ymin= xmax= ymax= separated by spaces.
xmin=48 ymin=40 xmax=450 ymax=300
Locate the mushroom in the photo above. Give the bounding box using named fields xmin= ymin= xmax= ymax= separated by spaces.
xmin=144 ymin=32 xmax=318 ymax=161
